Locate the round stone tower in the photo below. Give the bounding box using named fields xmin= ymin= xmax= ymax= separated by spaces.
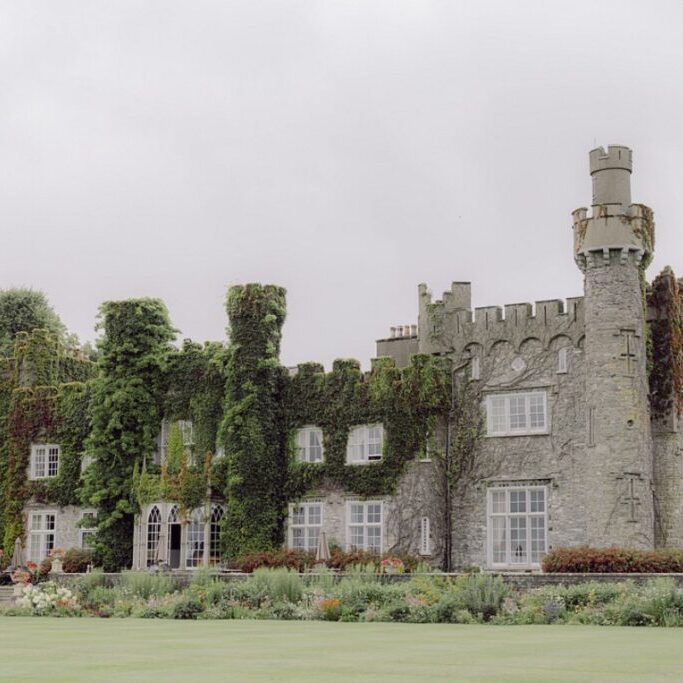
xmin=573 ymin=145 xmax=655 ymax=548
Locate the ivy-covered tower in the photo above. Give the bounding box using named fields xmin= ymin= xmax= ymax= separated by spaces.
xmin=573 ymin=145 xmax=655 ymax=548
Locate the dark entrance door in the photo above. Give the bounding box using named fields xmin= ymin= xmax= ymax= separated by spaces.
xmin=169 ymin=524 xmax=181 ymax=569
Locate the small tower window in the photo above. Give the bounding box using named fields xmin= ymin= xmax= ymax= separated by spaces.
xmin=471 ymin=356 xmax=481 ymax=381
xmin=558 ymin=347 xmax=569 ymax=374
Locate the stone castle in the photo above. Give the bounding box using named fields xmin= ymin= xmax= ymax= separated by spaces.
xmin=3 ymin=144 xmax=683 ymax=572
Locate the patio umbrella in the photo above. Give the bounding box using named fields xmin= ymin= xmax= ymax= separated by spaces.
xmin=315 ymin=531 xmax=330 ymax=564
xmin=10 ymin=537 xmax=24 ymax=569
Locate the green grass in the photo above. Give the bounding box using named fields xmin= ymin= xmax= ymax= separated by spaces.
xmin=1 ymin=619 xmax=683 ymax=682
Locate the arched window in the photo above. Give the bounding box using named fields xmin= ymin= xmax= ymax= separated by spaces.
xmin=185 ymin=509 xmax=205 ymax=568
xmin=146 ymin=506 xmax=161 ymax=567
xmin=168 ymin=505 xmax=179 ymax=524
xmin=209 ymin=505 xmax=224 ymax=567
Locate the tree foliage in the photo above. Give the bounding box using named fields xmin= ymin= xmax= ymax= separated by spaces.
xmin=219 ymin=284 xmax=288 ymax=560
xmin=81 ymin=299 xmax=175 ymax=571
xmin=0 ymin=289 xmax=66 ymax=356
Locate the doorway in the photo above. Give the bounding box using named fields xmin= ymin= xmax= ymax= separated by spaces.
xmin=168 ymin=523 xmax=181 ymax=569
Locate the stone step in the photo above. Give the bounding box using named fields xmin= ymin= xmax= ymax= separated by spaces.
xmin=0 ymin=586 xmax=16 ymax=606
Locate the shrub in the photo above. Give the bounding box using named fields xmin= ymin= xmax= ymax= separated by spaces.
xmin=230 ymin=550 xmax=314 ymax=573
xmin=75 ymin=568 xmax=107 ymax=600
xmin=455 ymin=574 xmax=509 ymax=621
xmin=168 ymin=594 xmax=203 ymax=620
xmin=318 ymin=598 xmax=342 ymax=621
xmin=16 ymin=581 xmax=80 ymax=615
xmin=119 ymin=571 xmax=176 ymax=600
xmin=252 ymin=568 xmax=304 ymax=604
xmin=543 ymin=547 xmax=683 ymax=573
xmin=62 ymin=548 xmax=94 ymax=573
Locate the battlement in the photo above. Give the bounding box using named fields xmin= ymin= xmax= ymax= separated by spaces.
xmin=418 ymin=283 xmax=584 ymax=355
xmin=589 ymin=145 xmax=632 ymax=174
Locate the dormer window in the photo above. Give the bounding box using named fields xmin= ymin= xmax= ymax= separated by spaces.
xmin=296 ymin=426 xmax=324 ymax=463
xmin=30 ymin=444 xmax=60 ymax=479
xmin=346 ymin=424 xmax=384 ymax=464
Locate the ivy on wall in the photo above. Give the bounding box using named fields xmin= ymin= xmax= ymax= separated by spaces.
xmin=648 ymin=266 xmax=683 ymax=421
xmin=0 ymin=329 xmax=94 ymax=554
xmin=81 ymin=299 xmax=175 ymax=571
xmin=285 ymin=354 xmax=450 ymax=500
xmin=218 ymin=283 xmax=289 ymax=560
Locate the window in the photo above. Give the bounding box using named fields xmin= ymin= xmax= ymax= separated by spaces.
xmin=209 ymin=505 xmax=223 ymax=567
xmin=296 ymin=426 xmax=324 ymax=463
xmin=419 ymin=517 xmax=431 ymax=556
xmin=28 ymin=512 xmax=56 ymax=562
xmin=80 ymin=453 xmax=94 ymax=474
xmin=153 ymin=419 xmax=169 ymax=466
xmin=289 ymin=502 xmax=322 ymax=551
xmin=79 ymin=510 xmax=97 ymax=549
xmin=488 ymin=487 xmax=547 ymax=567
xmin=178 ymin=420 xmax=194 ymax=446
xmin=146 ymin=506 xmax=161 ymax=567
xmin=471 ymin=356 xmax=481 ymax=381
xmin=185 ymin=509 xmax=205 ymax=568
xmin=347 ymin=501 xmax=383 ymax=552
xmin=486 ymin=392 xmax=548 ymax=436
xmin=558 ymin=347 xmax=569 ymax=374
xmin=30 ymin=444 xmax=60 ymax=479
xmin=346 ymin=424 xmax=384 ymax=464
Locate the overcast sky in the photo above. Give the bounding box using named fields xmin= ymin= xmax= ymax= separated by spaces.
xmin=2 ymin=1 xmax=683 ymax=368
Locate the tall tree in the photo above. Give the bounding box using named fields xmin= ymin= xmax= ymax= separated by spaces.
xmin=81 ymin=299 xmax=175 ymax=571
xmin=0 ymin=288 xmax=66 ymax=355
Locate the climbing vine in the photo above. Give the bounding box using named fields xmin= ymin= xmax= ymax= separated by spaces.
xmin=218 ymin=284 xmax=289 ymax=560
xmin=285 ymin=354 xmax=450 ymax=498
xmin=0 ymin=330 xmax=94 ymax=554
xmin=648 ymin=267 xmax=683 ymax=421
xmin=81 ymin=299 xmax=175 ymax=571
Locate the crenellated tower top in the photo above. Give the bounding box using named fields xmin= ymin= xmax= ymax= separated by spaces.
xmin=589 ymin=145 xmax=632 ymax=208
xmin=574 ymin=145 xmax=654 ymax=272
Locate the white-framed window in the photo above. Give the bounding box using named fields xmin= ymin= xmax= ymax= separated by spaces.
xmin=79 ymin=510 xmax=97 ymax=549
xmin=288 ymin=501 xmax=323 ymax=551
xmin=146 ymin=506 xmax=162 ymax=567
xmin=209 ymin=505 xmax=224 ymax=567
xmin=153 ymin=419 xmax=169 ymax=466
xmin=419 ymin=516 xmax=431 ymax=556
xmin=178 ymin=420 xmax=194 ymax=446
xmin=558 ymin=347 xmax=569 ymax=374
xmin=296 ymin=426 xmax=324 ymax=463
xmin=346 ymin=424 xmax=384 ymax=464
xmin=346 ymin=501 xmax=383 ymax=552
xmin=485 ymin=391 xmax=548 ymax=436
xmin=185 ymin=508 xmax=205 ymax=568
xmin=487 ymin=486 xmax=547 ymax=567
xmin=80 ymin=453 xmax=94 ymax=474
xmin=29 ymin=444 xmax=60 ymax=479
xmin=28 ymin=511 xmax=57 ymax=562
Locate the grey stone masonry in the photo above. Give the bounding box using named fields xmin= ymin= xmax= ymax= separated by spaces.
xmin=370 ymin=144 xmax=670 ymax=569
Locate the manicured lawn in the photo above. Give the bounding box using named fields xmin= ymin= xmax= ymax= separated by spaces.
xmin=1 ymin=618 xmax=682 ymax=682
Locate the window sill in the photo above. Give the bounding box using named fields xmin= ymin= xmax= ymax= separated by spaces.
xmin=345 ymin=460 xmax=383 ymax=466
xmin=484 ymin=431 xmax=549 ymax=438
